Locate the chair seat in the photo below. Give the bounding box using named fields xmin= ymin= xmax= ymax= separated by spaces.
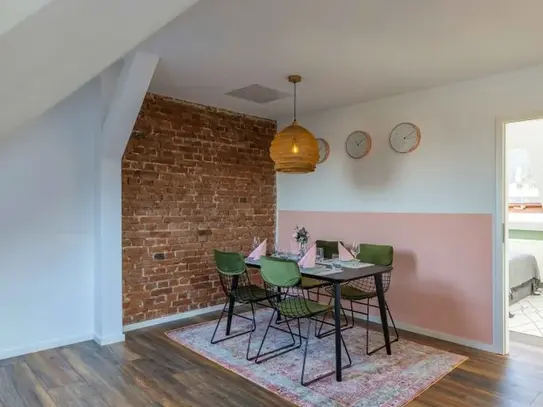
xmin=300 ymin=277 xmax=328 ymax=289
xmin=232 ymin=285 xmax=272 ymax=302
xmin=326 ymin=285 xmax=376 ymax=300
xmin=277 ymin=298 xmax=332 ymax=318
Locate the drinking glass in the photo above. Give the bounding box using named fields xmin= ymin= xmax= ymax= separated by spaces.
xmin=332 ymin=253 xmax=342 ymax=270
xmin=316 ymin=247 xmax=325 ymax=263
xmin=252 ymin=236 xmax=260 ymax=250
xmin=351 ymin=242 xmax=360 ymax=259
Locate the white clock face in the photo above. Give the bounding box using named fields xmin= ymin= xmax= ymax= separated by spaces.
xmin=389 ymin=123 xmax=421 ymax=153
xmin=346 ymin=131 xmax=371 ymax=159
xmin=316 ymin=138 xmax=330 ymax=164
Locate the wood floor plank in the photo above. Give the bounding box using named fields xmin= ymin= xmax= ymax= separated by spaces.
xmin=2 ymin=309 xmax=543 ymax=406
xmin=0 ymin=362 xmax=57 ymax=407
xmin=25 ymin=348 xmax=83 ymax=390
xmin=0 ymin=365 xmax=26 ymax=407
xmin=60 ymin=344 xmax=158 ymax=407
xmin=47 ymin=383 xmax=109 ymax=407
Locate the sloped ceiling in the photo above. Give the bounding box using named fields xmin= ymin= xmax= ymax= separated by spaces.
xmin=0 ymin=0 xmax=199 ymax=136
xmin=141 ymin=0 xmax=543 ymax=119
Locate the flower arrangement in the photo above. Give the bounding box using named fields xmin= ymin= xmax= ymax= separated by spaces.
xmin=293 ymin=225 xmax=309 ymax=245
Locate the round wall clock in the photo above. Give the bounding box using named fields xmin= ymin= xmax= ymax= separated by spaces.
xmin=345 ymin=131 xmax=372 ymax=159
xmin=316 ymin=138 xmax=330 ymax=164
xmin=389 ymin=122 xmax=421 ymax=153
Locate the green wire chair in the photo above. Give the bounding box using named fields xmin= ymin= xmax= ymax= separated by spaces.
xmin=255 ymin=256 xmax=352 ymax=386
xmin=299 ymin=240 xmax=343 ymax=311
xmin=211 ymin=250 xmax=273 ymax=360
xmin=318 ymin=244 xmax=399 ymax=355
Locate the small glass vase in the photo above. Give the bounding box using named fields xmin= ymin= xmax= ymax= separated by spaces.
xmin=298 ymin=242 xmax=307 ymax=258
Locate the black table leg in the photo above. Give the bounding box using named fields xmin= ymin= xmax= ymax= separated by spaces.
xmin=374 ymin=273 xmax=391 ymax=355
xmin=225 ymin=275 xmax=239 ymax=336
xmin=334 ymin=282 xmax=342 ymax=381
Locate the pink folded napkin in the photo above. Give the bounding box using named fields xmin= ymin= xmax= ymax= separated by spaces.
xmin=298 ymin=244 xmax=316 ymax=268
xmin=338 ymin=243 xmax=355 ymax=261
xmin=248 ymin=239 xmax=267 ymax=260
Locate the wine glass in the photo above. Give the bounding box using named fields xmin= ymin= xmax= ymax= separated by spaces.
xmin=316 ymin=247 xmax=325 ymax=263
xmin=351 ymin=242 xmax=360 ymax=259
xmin=252 ymin=236 xmax=260 ymax=250
xmin=332 ymin=253 xmax=341 ymax=270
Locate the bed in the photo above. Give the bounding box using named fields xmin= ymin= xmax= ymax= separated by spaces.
xmin=509 ymin=250 xmax=541 ymax=305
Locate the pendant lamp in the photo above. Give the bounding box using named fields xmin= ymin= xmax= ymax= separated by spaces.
xmin=270 ymin=75 xmax=319 ymax=173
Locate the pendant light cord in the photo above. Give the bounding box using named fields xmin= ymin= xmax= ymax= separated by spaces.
xmin=293 ymin=81 xmax=297 ymax=121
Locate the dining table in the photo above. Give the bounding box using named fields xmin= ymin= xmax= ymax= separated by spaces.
xmin=243 ymin=256 xmax=393 ymax=382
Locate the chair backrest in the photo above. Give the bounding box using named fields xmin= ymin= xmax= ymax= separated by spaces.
xmin=214 ymin=249 xmax=246 ymax=275
xmin=213 ymin=249 xmax=248 ymax=296
xmin=357 ymin=244 xmax=393 ymax=266
xmin=315 ymin=240 xmax=343 ymax=259
xmin=260 ymin=256 xmax=301 ymax=288
xmin=350 ymin=244 xmax=394 ymax=294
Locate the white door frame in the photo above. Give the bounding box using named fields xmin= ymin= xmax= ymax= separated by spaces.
xmin=494 ymin=112 xmax=543 ymax=355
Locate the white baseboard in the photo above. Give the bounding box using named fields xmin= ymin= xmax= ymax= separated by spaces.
xmin=0 ymin=333 xmax=94 ymax=360
xmin=123 ymin=303 xmax=226 ymax=333
xmin=93 ymin=333 xmax=125 ymax=346
xmin=361 ymin=314 xmax=498 ymax=353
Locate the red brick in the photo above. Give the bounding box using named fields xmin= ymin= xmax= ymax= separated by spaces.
xmin=122 ymin=94 xmax=276 ymax=325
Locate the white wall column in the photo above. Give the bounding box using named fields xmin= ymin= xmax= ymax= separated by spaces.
xmin=93 ymin=52 xmax=158 ymax=345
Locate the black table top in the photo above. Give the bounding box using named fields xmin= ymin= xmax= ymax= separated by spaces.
xmin=245 ymin=257 xmax=392 ymax=283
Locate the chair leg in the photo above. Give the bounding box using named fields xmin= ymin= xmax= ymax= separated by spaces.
xmin=365 ymin=299 xmax=371 ymax=355
xmin=301 ymin=317 xmax=312 ymax=385
xmin=255 ymin=310 xmax=299 ymax=364
xmin=367 ymin=300 xmax=399 ymax=355
xmin=210 ymin=302 xmax=228 ymax=344
xmin=245 ymin=302 xmax=258 ymax=361
xmin=386 ymin=301 xmax=400 ymax=342
xmin=210 ymin=300 xmax=257 ymax=345
xmin=316 ymin=298 xmax=353 ymax=339
xmin=302 ymin=316 xmax=353 ymax=386
xmin=316 ymin=296 xmax=333 ymax=337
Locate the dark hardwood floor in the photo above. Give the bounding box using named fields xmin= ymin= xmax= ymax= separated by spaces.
xmin=1 ymin=310 xmax=543 ymax=407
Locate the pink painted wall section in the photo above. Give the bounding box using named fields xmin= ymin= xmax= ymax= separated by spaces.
xmin=278 ymin=211 xmax=493 ymax=345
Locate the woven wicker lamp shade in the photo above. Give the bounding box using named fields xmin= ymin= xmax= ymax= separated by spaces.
xmin=270 ymin=120 xmax=319 ymax=173
xmin=269 ymin=75 xmax=319 ymax=174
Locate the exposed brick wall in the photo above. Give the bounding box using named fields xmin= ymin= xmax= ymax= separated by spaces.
xmin=122 ymin=94 xmax=276 ymax=325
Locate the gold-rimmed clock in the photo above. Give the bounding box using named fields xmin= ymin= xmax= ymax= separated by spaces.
xmin=345 ymin=131 xmax=372 ymax=159
xmin=316 ymin=138 xmax=330 ymax=164
xmin=389 ymin=123 xmax=421 ymax=153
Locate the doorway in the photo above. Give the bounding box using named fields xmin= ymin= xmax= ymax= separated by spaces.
xmin=501 ymin=117 xmax=543 ymax=349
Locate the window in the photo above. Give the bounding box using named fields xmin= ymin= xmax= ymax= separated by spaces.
xmin=508 ymin=148 xmax=541 ymax=211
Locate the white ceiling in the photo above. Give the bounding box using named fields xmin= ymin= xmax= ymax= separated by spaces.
xmin=142 ymin=0 xmax=543 ymax=120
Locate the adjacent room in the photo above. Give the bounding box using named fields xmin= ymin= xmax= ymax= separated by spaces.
xmin=507 ymin=119 xmax=543 ymax=342
xmin=4 ymin=1 xmax=543 ymax=406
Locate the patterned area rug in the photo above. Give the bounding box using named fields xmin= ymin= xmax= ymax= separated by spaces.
xmin=166 ymin=309 xmax=467 ymax=407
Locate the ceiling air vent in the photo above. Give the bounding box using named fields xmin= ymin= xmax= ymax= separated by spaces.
xmin=225 ymin=84 xmax=290 ymax=104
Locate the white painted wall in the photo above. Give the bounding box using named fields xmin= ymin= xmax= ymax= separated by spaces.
xmin=277 ymin=63 xmax=543 ymax=353
xmin=0 ymin=77 xmax=102 ymax=359
xmin=278 ymin=63 xmax=543 ymax=215
xmin=0 ymin=52 xmax=156 ymax=358
xmin=0 ymin=0 xmax=54 ymax=35
xmin=94 ymin=53 xmax=158 ymax=345
xmin=0 ymin=0 xmax=198 ymax=137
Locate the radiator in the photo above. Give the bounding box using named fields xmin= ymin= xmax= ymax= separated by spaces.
xmin=509 ymin=238 xmax=543 ymax=269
